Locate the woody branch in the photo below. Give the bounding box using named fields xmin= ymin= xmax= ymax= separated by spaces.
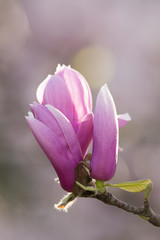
xmin=81 ymin=189 xmax=160 ymax=227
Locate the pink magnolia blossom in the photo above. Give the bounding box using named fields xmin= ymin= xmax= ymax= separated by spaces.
xmin=90 ymin=84 xmax=130 ymax=181
xmin=26 ymin=65 xmax=93 ymax=191
xmin=36 ymin=65 xmax=93 ymax=157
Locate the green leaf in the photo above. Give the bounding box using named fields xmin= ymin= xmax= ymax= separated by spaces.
xmin=144 ymin=182 xmax=153 ymax=200
xmin=105 ymin=179 xmax=152 ymax=193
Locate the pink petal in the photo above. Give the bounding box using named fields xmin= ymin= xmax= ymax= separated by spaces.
xmin=56 ymin=65 xmax=92 ymax=132
xmin=118 ymin=146 xmax=123 ymax=152
xmin=77 ymin=113 xmax=93 ymax=158
xmin=36 ymin=75 xmax=51 ymax=104
xmin=36 ymin=75 xmax=75 ymax=129
xmin=30 ymin=102 xmax=82 ymax=165
xmin=117 ymin=113 xmax=131 ymax=128
xmin=26 ymin=105 xmax=83 ymax=192
xmin=36 ymin=65 xmax=92 ymax=133
xmin=46 ymin=104 xmax=83 ymax=163
xmin=56 ymin=65 xmax=92 ymax=113
xmin=91 ymin=84 xmax=119 ymax=181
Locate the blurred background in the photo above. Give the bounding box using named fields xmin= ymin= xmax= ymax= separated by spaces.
xmin=1 ymin=0 xmax=160 ymax=239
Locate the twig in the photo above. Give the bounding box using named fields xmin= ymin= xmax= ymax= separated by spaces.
xmin=81 ymin=189 xmax=160 ymax=227
xmin=72 ymin=156 xmax=160 ymax=227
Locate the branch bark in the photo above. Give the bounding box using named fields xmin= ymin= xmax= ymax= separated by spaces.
xmin=81 ymin=189 xmax=160 ymax=227
xmin=72 ymin=157 xmax=160 ymax=227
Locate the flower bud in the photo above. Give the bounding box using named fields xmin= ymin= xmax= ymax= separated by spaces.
xmin=91 ymin=84 xmax=119 ymax=181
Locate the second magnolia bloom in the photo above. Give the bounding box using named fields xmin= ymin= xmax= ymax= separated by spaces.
xmin=91 ymin=84 xmax=119 ymax=181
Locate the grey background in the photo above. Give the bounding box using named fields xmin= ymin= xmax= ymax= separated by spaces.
xmin=0 ymin=0 xmax=160 ymax=239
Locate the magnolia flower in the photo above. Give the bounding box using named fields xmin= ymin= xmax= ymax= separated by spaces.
xmin=90 ymin=84 xmax=131 ymax=181
xmin=36 ymin=65 xmax=93 ymax=157
xmin=26 ymin=65 xmax=93 ymax=192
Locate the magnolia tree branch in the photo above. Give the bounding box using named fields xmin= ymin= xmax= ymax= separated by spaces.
xmin=56 ymin=158 xmax=160 ymax=227
xmin=81 ymin=190 xmax=160 ymax=227
xmin=71 ymin=158 xmax=160 ymax=227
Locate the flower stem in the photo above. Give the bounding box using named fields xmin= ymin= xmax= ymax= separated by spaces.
xmin=96 ymin=180 xmax=105 ymax=194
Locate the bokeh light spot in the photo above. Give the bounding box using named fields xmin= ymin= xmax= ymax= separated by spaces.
xmin=72 ymin=45 xmax=115 ymax=89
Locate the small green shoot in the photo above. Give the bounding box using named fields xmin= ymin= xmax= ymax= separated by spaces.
xmin=76 ymin=179 xmax=152 ymax=195
xmin=54 ymin=193 xmax=76 ymax=212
